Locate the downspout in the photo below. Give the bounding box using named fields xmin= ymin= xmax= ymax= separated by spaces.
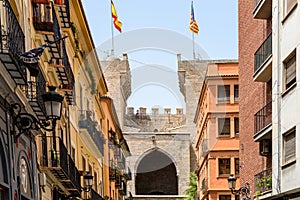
xmin=275 ymin=0 xmax=281 ymax=194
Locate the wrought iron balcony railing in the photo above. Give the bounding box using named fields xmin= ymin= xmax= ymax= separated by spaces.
xmin=123 ymin=167 xmax=132 ymax=180
xmin=0 ymin=0 xmax=27 ymax=85
xmin=254 ymin=33 xmax=272 ymax=74
xmin=254 ymin=168 xmax=272 ymax=195
xmin=118 ymin=181 xmax=127 ymax=195
xmin=254 ymin=101 xmax=272 ymax=134
xmin=109 ymin=160 xmax=117 ymax=181
xmin=39 ymin=136 xmax=81 ymax=196
xmin=91 ymin=188 xmax=104 ymax=200
xmin=79 ymin=111 xmax=105 ymax=155
xmin=21 ymin=70 xmax=47 ymax=120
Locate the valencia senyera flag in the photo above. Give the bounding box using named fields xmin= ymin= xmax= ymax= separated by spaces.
xmin=189 ymin=1 xmax=199 ymax=34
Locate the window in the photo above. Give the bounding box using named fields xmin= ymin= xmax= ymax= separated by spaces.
xmin=284 ymin=52 xmax=296 ymax=90
xmin=218 ymin=118 xmax=231 ymax=136
xmin=283 ymin=127 xmax=296 ymax=164
xmin=218 ymin=85 xmax=230 ymax=102
xmin=235 ymin=158 xmax=239 ymax=176
xmin=284 ymin=0 xmax=297 ymax=16
xmin=94 ymin=171 xmax=98 ymax=191
xmin=89 ymin=164 xmax=93 ymax=174
xmin=71 ymin=146 xmax=76 ymax=162
xmin=82 ymin=156 xmax=86 ymax=172
xmin=234 ymin=118 xmax=239 ymax=135
xmin=219 ymin=195 xmax=231 ymax=200
xmin=234 ymin=85 xmax=239 ymax=101
xmin=219 ymin=158 xmax=230 ymax=175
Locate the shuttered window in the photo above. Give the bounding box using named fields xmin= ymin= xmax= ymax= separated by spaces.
xmin=218 ymin=118 xmax=231 ymax=136
xmin=284 ymin=127 xmax=296 ymax=164
xmin=285 ymin=53 xmax=296 ymax=89
xmin=219 ymin=195 xmax=231 ymax=200
xmin=285 ymin=0 xmax=297 ymax=15
xmin=218 ymin=85 xmax=230 ymax=102
xmin=219 ymin=158 xmax=230 ymax=175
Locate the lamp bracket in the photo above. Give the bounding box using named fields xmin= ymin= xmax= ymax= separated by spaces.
xmin=231 ymin=183 xmax=250 ymax=200
xmin=10 ymin=103 xmax=54 ymax=140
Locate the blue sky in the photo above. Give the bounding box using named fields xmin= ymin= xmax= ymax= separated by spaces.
xmin=81 ymin=0 xmax=238 ymax=113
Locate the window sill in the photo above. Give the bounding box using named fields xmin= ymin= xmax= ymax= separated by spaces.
xmin=282 ymin=159 xmax=296 ymax=169
xmin=282 ymin=82 xmax=297 ymax=98
xmin=282 ymin=3 xmax=298 ymax=24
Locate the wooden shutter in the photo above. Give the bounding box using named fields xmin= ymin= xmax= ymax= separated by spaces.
xmin=287 ymin=0 xmax=297 ymax=13
xmin=286 ymin=54 xmax=296 ymax=88
xmin=284 ymin=129 xmax=296 ymax=163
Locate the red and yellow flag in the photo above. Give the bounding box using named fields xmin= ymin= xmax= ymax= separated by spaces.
xmin=111 ymin=0 xmax=122 ymax=33
xmin=189 ymin=1 xmax=199 ymax=34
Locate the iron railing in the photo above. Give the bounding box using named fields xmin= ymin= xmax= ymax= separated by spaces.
xmin=91 ymin=188 xmax=104 ymax=200
xmin=118 ymin=181 xmax=127 ymax=195
xmin=0 ymin=0 xmax=25 ymax=56
xmin=254 ymin=33 xmax=272 ymax=74
xmin=79 ymin=111 xmax=105 ymax=155
xmin=123 ymin=167 xmax=132 ymax=180
xmin=254 ymin=101 xmax=272 ymax=134
xmin=109 ymin=160 xmax=116 ymax=180
xmin=254 ymin=168 xmax=272 ymax=195
xmin=0 ymin=0 xmax=27 ymax=85
xmin=39 ymin=136 xmax=81 ymax=193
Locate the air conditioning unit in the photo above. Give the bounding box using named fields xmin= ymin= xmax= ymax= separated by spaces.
xmin=260 ymin=139 xmax=271 ymax=156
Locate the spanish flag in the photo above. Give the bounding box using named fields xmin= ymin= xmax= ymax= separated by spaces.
xmin=189 ymin=1 xmax=199 ymax=34
xmin=111 ymin=0 xmax=122 ymax=33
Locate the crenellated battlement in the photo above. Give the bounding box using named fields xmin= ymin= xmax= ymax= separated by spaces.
xmin=124 ymin=107 xmax=186 ymax=132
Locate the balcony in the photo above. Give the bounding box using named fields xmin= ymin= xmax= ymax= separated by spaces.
xmin=38 ymin=136 xmax=81 ymax=196
xmin=115 ymin=171 xmax=122 ymax=189
xmin=254 ymin=33 xmax=272 ymax=82
xmin=33 ymin=0 xmax=75 ymax=105
xmin=118 ymin=181 xmax=127 ymax=196
xmin=32 ymin=0 xmax=70 ymax=30
xmin=109 ymin=160 xmax=116 ymax=181
xmin=123 ymin=167 xmax=132 ymax=181
xmin=91 ymin=188 xmax=104 ymax=200
xmin=254 ymin=101 xmax=272 ymax=142
xmin=79 ymin=111 xmax=105 ymax=157
xmin=0 ymin=0 xmax=27 ymax=85
xmin=253 ymin=0 xmax=272 ymax=19
xmin=21 ymin=70 xmax=47 ymax=121
xmin=254 ymin=168 xmax=272 ymax=197
xmin=113 ymin=147 xmax=126 ymax=170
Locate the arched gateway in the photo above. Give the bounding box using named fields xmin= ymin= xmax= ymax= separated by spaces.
xmin=135 ymin=149 xmax=178 ymax=195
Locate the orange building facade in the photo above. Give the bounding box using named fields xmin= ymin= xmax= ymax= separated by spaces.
xmin=194 ymin=61 xmax=239 ymax=200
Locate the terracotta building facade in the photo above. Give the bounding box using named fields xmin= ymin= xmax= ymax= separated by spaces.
xmin=194 ymin=61 xmax=239 ymax=200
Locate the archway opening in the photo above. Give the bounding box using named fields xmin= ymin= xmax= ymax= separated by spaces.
xmin=135 ymin=150 xmax=178 ymax=195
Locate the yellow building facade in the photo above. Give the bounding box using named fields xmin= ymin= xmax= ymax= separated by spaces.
xmin=0 ymin=0 xmax=130 ymax=199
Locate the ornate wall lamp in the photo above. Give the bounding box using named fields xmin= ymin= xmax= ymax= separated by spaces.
xmin=82 ymin=173 xmax=93 ymax=199
xmin=228 ymin=174 xmax=250 ymax=200
xmin=10 ymin=86 xmax=63 ymax=142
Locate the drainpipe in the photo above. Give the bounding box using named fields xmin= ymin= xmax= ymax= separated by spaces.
xmin=275 ymin=0 xmax=281 ymax=194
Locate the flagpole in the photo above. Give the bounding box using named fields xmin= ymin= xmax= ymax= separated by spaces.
xmin=192 ymin=32 xmax=195 ymax=60
xmin=110 ymin=0 xmax=115 ymax=56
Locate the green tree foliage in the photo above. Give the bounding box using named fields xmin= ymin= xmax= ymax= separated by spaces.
xmin=183 ymin=172 xmax=198 ymax=200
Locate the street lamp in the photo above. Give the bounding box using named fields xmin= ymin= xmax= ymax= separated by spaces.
xmin=228 ymin=174 xmax=250 ymax=200
xmin=10 ymin=86 xmax=64 ymax=141
xmin=83 ymin=173 xmax=93 ymax=192
xmin=82 ymin=173 xmax=93 ymax=200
